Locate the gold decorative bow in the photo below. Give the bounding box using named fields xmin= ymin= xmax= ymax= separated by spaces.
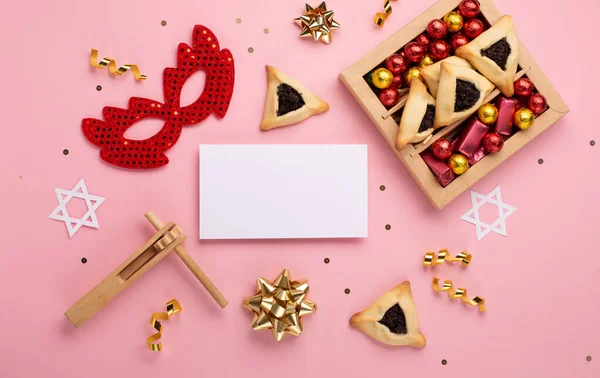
xmin=243 ymin=269 xmax=316 ymax=341
xmin=294 ymin=2 xmax=341 ymax=44
xmin=424 ymin=249 xmax=471 ymax=267
xmin=432 ymin=278 xmax=486 ymax=312
xmin=374 ymin=0 xmax=398 ymax=27
xmin=90 ymin=49 xmax=147 ymax=80
xmin=147 ymin=299 xmax=182 ymax=351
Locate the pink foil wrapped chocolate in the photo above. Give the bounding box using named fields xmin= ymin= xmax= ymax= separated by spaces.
xmin=455 ymin=118 xmax=489 ymax=158
xmin=495 ymin=97 xmax=518 ymax=136
xmin=468 ymin=145 xmax=488 ymax=165
xmin=422 ymin=151 xmax=454 ymax=187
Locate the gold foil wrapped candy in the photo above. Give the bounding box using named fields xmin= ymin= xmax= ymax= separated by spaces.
xmin=243 ymin=269 xmax=316 ymax=341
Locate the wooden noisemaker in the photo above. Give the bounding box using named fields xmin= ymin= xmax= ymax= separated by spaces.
xmin=65 ymin=211 xmax=228 ymax=327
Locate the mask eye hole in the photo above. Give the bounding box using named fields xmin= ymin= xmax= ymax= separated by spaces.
xmin=179 ymin=69 xmax=207 ymax=107
xmin=123 ymin=118 xmax=165 ymax=140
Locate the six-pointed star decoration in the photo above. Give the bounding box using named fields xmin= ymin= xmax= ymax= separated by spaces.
xmin=48 ymin=178 xmax=105 ymax=238
xmin=460 ymin=186 xmax=516 ymax=241
xmin=294 ymin=2 xmax=341 ymax=44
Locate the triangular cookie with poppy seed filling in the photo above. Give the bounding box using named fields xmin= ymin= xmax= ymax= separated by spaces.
xmin=260 ymin=65 xmax=330 ymax=131
xmin=433 ymin=63 xmax=495 ymax=129
xmin=349 ymin=281 xmax=426 ymax=347
xmin=456 ymin=15 xmax=520 ymax=97
xmin=395 ymin=79 xmax=436 ymax=151
xmin=421 ymin=56 xmax=473 ymax=98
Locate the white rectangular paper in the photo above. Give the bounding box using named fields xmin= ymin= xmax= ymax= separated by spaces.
xmin=199 ymin=144 xmax=368 ymax=239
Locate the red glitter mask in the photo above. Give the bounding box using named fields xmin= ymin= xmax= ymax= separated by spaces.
xmin=82 ymin=25 xmax=235 ymax=169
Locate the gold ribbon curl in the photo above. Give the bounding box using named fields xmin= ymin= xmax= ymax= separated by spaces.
xmin=424 ymin=249 xmax=471 ymax=267
xmin=432 ymin=277 xmax=486 ymax=312
xmin=147 ymin=299 xmax=182 ymax=351
xmin=374 ymin=0 xmax=397 ymax=27
xmin=90 ymin=49 xmax=147 ymax=80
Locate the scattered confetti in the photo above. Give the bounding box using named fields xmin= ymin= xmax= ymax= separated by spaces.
xmin=345 ymin=288 xmax=351 ymax=294
xmin=442 ymin=359 xmax=448 ymax=365
xmin=591 ymin=140 xmax=596 ymax=146
xmin=81 ymin=258 xmax=87 ymax=264
xmin=264 ymin=28 xmax=270 ymax=34
xmin=538 ymin=158 xmax=543 ymax=164
xmin=63 ymin=149 xmax=69 ymax=155
xmin=96 ymin=85 xmax=102 ymax=91
xmin=161 ymin=20 xmax=167 ymax=26
xmin=324 ymin=257 xmax=330 ymax=264
xmin=380 ymin=185 xmax=386 ymax=191
xmin=385 ymin=224 xmax=391 ymax=230
xmin=587 ymin=356 xmax=592 ymax=362
xmin=236 ymin=18 xmax=242 ymax=24
xmin=247 ymin=47 xmax=254 ymax=53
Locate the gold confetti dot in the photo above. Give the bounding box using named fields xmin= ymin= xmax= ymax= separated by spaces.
xmin=380 ymin=185 xmax=386 ymax=191
xmin=161 ymin=20 xmax=167 ymax=26
xmin=587 ymin=356 xmax=592 ymax=362
xmin=248 ymin=47 xmax=254 ymax=53
xmin=264 ymin=28 xmax=270 ymax=34
xmin=236 ymin=18 xmax=242 ymax=24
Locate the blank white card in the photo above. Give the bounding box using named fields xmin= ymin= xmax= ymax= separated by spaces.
xmin=199 ymin=145 xmax=368 ymax=239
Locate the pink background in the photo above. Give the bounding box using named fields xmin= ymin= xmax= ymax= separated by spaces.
xmin=1 ymin=0 xmax=598 ymax=377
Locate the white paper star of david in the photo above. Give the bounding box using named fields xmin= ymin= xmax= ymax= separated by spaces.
xmin=460 ymin=186 xmax=516 ymax=241
xmin=48 ymin=178 xmax=105 ymax=238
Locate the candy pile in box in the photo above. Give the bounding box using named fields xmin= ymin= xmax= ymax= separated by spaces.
xmin=363 ymin=0 xmax=547 ymax=187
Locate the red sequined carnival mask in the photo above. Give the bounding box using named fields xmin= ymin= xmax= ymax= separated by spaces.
xmin=82 ymin=25 xmax=235 ymax=169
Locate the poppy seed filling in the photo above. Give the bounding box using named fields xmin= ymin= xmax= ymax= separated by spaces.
xmin=454 ymin=79 xmax=480 ymax=112
xmin=378 ymin=304 xmax=408 ymax=334
xmin=481 ymin=37 xmax=511 ymax=71
xmin=276 ymin=83 xmax=305 ymax=116
xmin=418 ymin=105 xmax=435 ymax=133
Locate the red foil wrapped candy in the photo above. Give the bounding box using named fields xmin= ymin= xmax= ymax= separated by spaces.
xmin=459 ymin=0 xmax=481 ymax=18
xmin=528 ymin=93 xmax=547 ymax=116
xmin=421 ymin=152 xmax=455 ymax=187
xmin=405 ymin=42 xmax=426 ymax=63
xmin=386 ymin=54 xmax=408 ymax=75
xmin=495 ymin=97 xmax=518 ymax=136
xmin=379 ymin=88 xmax=400 ymax=107
xmin=454 ymin=118 xmax=489 ymax=158
xmin=429 ymin=40 xmax=451 ymax=61
xmin=468 ymin=145 xmax=488 ymax=165
xmin=450 ymin=33 xmax=470 ymax=51
xmin=483 ymin=132 xmax=504 ymax=153
xmin=427 ymin=19 xmax=448 ymax=39
xmin=463 ymin=18 xmax=484 ymax=39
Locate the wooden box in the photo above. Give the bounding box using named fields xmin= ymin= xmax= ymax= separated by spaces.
xmin=339 ymin=0 xmax=569 ymax=209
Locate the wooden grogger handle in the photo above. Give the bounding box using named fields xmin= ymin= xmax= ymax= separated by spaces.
xmin=145 ymin=211 xmax=229 ymax=308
